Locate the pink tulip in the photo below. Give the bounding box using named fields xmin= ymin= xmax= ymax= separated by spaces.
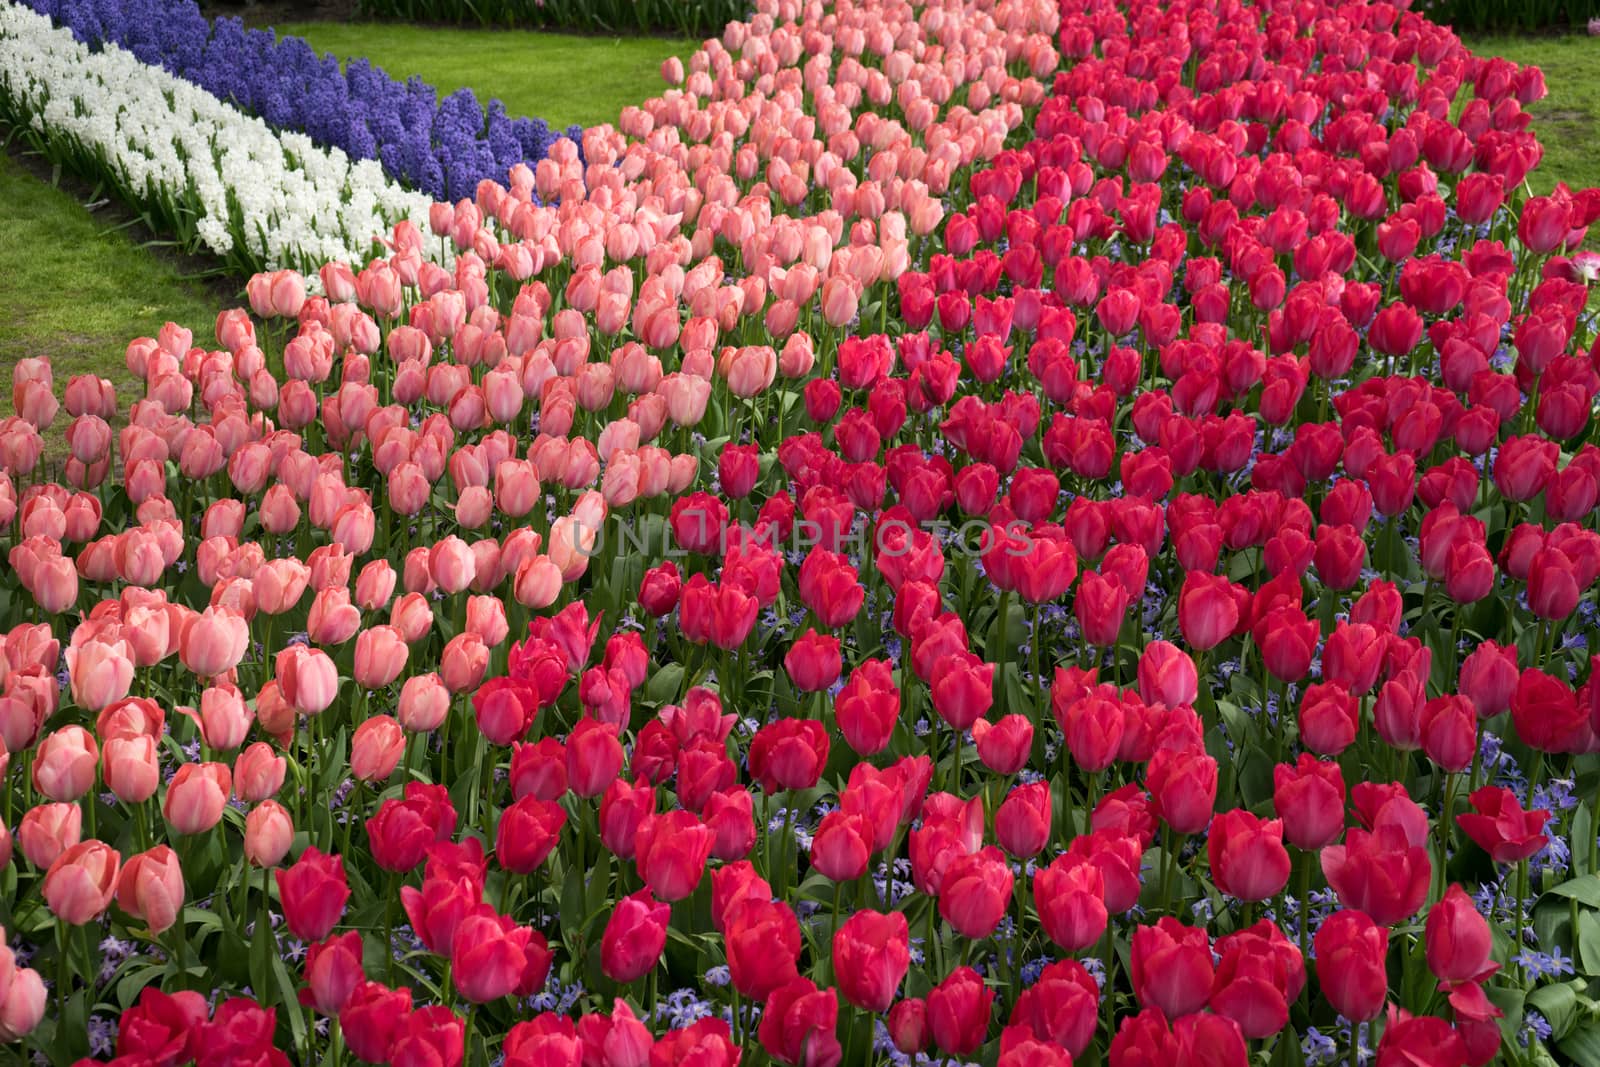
xmin=429 ymin=536 xmax=477 ymax=595
xmin=66 ymin=639 xmax=134 ymax=712
xmin=466 ymin=596 xmax=509 ymax=647
xmin=43 ymin=841 xmax=120 ymax=924
xmin=277 ymin=645 xmax=339 ymax=715
xmin=234 ymin=741 xmax=287 ymax=803
xmin=353 ymin=626 xmax=409 ymax=690
xmin=0 ymin=943 xmax=45 ymax=1042
xmin=179 ymin=607 xmax=250 ymax=678
xmin=514 ymin=556 xmax=563 ymax=610
xmin=390 ymin=592 xmax=435 ymax=644
xmin=398 ymin=673 xmax=451 ymax=733
xmin=184 ymin=684 xmax=253 ymax=751
xmin=350 ymin=715 xmax=406 ymax=782
xmin=255 ymin=559 xmax=312 ymax=616
xmin=440 ymin=633 xmax=490 ymax=694
xmin=307 ymin=587 xmax=362 ymax=646
xmin=115 ymin=846 xmax=185 ymax=934
xmin=163 ymin=762 xmax=232 ymax=835
xmin=32 ymin=725 xmax=99 ymax=802
xmin=244 ymin=801 xmax=294 ymax=867
xmin=102 ymin=735 xmax=161 ymax=804
xmin=17 ymin=803 xmax=81 ymax=869
xmin=355 ymin=560 xmax=398 ymax=612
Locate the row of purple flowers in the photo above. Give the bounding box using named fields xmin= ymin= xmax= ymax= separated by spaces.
xmin=23 ymin=0 xmax=584 ymax=203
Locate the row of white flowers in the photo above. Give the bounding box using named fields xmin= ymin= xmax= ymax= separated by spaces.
xmin=0 ymin=0 xmax=434 ymax=273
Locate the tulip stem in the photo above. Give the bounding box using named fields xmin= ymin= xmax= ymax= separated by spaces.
xmin=55 ymin=919 xmax=69 ymax=1024
xmin=1436 ymin=772 xmax=1458 ymax=903
xmin=1297 ymin=850 xmax=1311 ymax=970
xmin=996 ymin=589 xmax=1012 ymax=689
xmin=1515 ymin=858 xmax=1530 ymax=985
xmin=1160 ymin=825 xmax=1176 ymax=917
xmin=1590 ymin=775 xmax=1600 ymax=878
xmin=385 ymin=871 xmax=399 ymax=984
xmin=1469 ymin=720 xmax=1483 ymax=794
xmin=648 ymin=965 xmax=658 ymax=1032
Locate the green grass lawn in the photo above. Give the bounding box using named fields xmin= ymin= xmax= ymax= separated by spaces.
xmin=0 ymin=151 xmax=228 ymax=464
xmin=1465 ymin=34 xmax=1600 ymax=198
xmin=276 ymin=22 xmax=692 ymax=130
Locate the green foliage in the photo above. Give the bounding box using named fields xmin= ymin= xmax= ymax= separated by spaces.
xmin=0 ymin=148 xmax=228 ymax=464
xmin=1424 ymin=0 xmax=1599 ymax=31
xmin=347 ymin=0 xmax=742 ymax=39
xmin=277 ymin=22 xmax=694 ymax=130
xmin=1465 ymin=34 xmax=1600 ymax=215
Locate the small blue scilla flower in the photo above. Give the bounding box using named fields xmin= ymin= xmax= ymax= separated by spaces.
xmin=1513 ymin=947 xmax=1575 ymax=981
xmin=1081 ymin=955 xmax=1107 ymax=988
xmin=1521 ymin=1011 xmax=1553 ymax=1047
xmin=703 ymin=965 xmax=731 ymax=987
xmin=1302 ymin=1027 xmax=1340 ymax=1065
xmin=88 ymin=1016 xmax=117 ymax=1057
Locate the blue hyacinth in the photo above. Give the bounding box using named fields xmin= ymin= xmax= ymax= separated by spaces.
xmin=25 ymin=0 xmax=584 ymax=201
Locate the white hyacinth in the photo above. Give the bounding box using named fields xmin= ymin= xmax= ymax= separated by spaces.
xmin=0 ymin=1 xmax=436 ymax=273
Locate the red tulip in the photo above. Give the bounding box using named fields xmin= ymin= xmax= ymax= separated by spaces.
xmin=810 ymin=811 xmax=872 ymax=881
xmin=927 ymin=966 xmax=993 ymax=1057
xmin=1172 ymin=1012 xmax=1248 ymax=1067
xmin=566 ymin=718 xmax=625 ymax=797
xmin=1459 ymin=641 xmax=1519 ymax=718
xmin=452 ymin=905 xmax=538 ymax=1003
xmin=1146 ymin=745 xmax=1217 ymax=834
xmin=1456 ymin=786 xmax=1550 ymax=863
xmin=1426 ymin=884 xmax=1497 ymax=984
xmin=995 ymin=782 xmax=1052 ymax=858
xmin=1033 ymin=855 xmax=1108 ymax=952
xmin=888 ymin=997 xmax=929 ymax=1054
xmin=1209 ymin=920 xmax=1305 ymax=1039
xmin=1374 ymin=1007 xmax=1469 ymax=1067
xmin=277 ymin=847 xmax=350 ymax=942
xmin=303 ymin=931 xmax=365 ymax=1015
xmin=759 ymin=977 xmax=840 ymax=1067
xmin=1008 ymin=958 xmax=1099 ymax=1055
xmin=835 ymin=659 xmax=900 ymax=755
xmin=784 ymin=629 xmax=843 ymax=693
xmin=833 ymin=910 xmax=911 ymax=1012
xmin=634 ymin=809 xmax=713 ymax=901
xmin=368 ymin=783 xmax=457 ymax=873
xmin=1272 ymin=755 xmax=1346 ymax=850
xmin=1109 ymin=1007 xmax=1176 ymax=1067
xmin=1322 ymin=824 xmax=1431 ymax=926
xmin=1137 ymin=641 xmax=1197 ymax=707
xmin=388 ymin=1005 xmax=464 ymax=1067
xmin=1130 ymin=918 xmax=1213 ymax=1018
xmin=939 ymin=846 xmax=1013 ymax=938
xmin=114 ymin=987 xmax=207 ymax=1065
xmin=1177 ymin=571 xmax=1242 ymax=651
xmin=1207 ymin=808 xmax=1291 ymax=901
xmin=724 ymin=897 xmax=803 ymax=999
xmin=748 ymin=719 xmax=829 ymax=792
xmin=495 ymin=795 xmax=565 ymax=875
xmin=600 ymin=890 xmax=669 ymax=984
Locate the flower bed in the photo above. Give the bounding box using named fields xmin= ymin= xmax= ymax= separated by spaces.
xmin=2 ymin=0 xmax=1599 ymax=1064
xmin=0 ymin=1 xmax=438 ymax=273
xmin=20 ymin=0 xmax=583 ymax=202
